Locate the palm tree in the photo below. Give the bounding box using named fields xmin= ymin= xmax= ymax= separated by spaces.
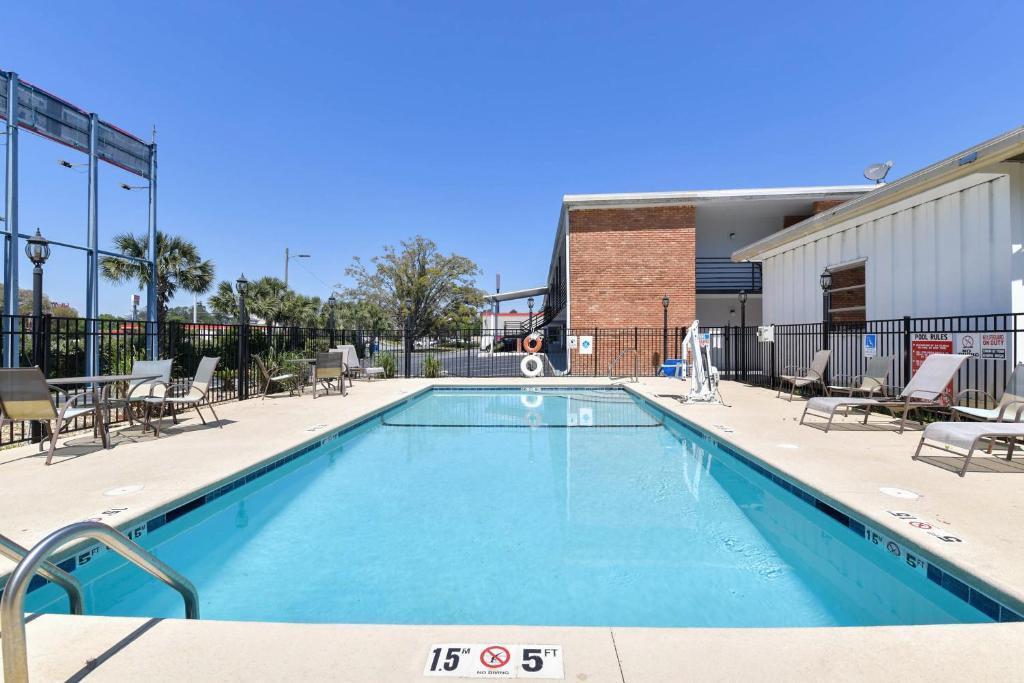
xmin=100 ymin=231 xmax=215 ymax=324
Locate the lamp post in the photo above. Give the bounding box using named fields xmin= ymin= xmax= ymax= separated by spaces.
xmin=327 ymin=293 xmax=337 ymax=346
xmin=662 ymin=294 xmax=670 ymax=365
xmin=25 ymin=229 xmax=50 ymax=442
xmin=236 ymin=274 xmax=249 ymax=400
xmin=738 ymin=289 xmax=747 ymax=380
xmin=527 ymin=296 xmax=535 ymax=333
xmin=284 ymin=248 xmax=310 ymax=288
xmin=820 ymin=269 xmax=832 ymax=385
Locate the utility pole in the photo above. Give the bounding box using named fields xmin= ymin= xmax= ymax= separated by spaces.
xmin=285 ymin=247 xmax=310 ymax=288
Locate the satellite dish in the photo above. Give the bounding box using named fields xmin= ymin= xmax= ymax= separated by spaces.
xmin=863 ymin=160 xmax=894 ymax=184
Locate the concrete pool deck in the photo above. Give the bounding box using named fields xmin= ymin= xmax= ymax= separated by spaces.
xmin=2 ymin=377 xmax=1024 ymax=681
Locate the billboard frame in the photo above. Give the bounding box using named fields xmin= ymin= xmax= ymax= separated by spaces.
xmin=1 ymin=69 xmax=159 ymax=370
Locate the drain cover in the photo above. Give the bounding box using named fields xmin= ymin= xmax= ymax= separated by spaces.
xmin=880 ymin=487 xmax=920 ymax=499
xmin=104 ymin=484 xmax=144 ymax=497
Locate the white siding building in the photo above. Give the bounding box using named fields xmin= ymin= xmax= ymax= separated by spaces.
xmin=734 ymin=127 xmax=1024 ymax=324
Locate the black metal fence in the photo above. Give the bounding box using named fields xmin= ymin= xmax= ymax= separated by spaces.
xmin=1 ymin=312 xmax=1021 ymax=447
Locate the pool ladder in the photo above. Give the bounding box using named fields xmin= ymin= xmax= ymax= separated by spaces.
xmin=608 ymin=348 xmax=639 ymax=383
xmin=1 ymin=520 xmax=200 ymax=683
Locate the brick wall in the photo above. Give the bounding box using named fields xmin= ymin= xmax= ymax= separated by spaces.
xmin=568 ymin=205 xmax=696 ymax=331
xmin=811 ymin=199 xmax=848 ymax=214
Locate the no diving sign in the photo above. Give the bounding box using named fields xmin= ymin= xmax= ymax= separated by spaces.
xmin=424 ymin=643 xmax=564 ymax=679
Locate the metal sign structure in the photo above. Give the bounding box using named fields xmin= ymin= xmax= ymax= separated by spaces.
xmin=0 ymin=69 xmax=159 ymax=371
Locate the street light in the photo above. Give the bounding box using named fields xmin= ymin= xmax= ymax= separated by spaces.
xmin=527 ymin=296 xmax=535 ymax=332
xmin=25 ymin=228 xmax=50 ymax=442
xmin=738 ymin=290 xmax=748 ymax=380
xmin=662 ymin=294 xmax=670 ymax=365
xmin=284 ymin=248 xmax=310 ymax=288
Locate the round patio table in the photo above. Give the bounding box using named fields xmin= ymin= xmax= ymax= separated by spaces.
xmin=46 ymin=374 xmax=160 ymax=449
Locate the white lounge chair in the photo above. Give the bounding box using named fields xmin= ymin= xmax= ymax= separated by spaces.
xmin=826 ymin=355 xmax=894 ymax=397
xmin=914 ymin=421 xmax=1024 ymax=477
xmin=800 ymin=353 xmax=969 ymax=433
xmin=254 ymin=354 xmax=297 ymax=400
xmin=952 ymin=363 xmax=1024 ymax=422
xmin=143 ymin=356 xmax=222 ymax=436
xmin=0 ymin=367 xmax=95 ymax=465
xmin=106 ymin=359 xmax=173 ymax=426
xmin=777 ymin=350 xmax=831 ymax=401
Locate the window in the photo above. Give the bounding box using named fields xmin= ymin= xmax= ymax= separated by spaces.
xmin=827 ymin=262 xmax=866 ymax=325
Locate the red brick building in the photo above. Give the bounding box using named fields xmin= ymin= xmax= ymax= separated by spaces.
xmin=539 ymin=186 xmax=873 ymax=363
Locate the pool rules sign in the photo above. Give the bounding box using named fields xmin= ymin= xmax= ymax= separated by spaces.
xmin=424 ymin=643 xmax=564 ymax=679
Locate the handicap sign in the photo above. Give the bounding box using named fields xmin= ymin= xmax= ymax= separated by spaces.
xmin=863 ymin=333 xmax=877 ymax=358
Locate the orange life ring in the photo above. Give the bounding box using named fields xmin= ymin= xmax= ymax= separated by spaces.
xmin=523 ymin=334 xmax=542 ymax=353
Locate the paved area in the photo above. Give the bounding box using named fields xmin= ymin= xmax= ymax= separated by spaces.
xmin=3 ymin=377 xmax=1024 ymax=681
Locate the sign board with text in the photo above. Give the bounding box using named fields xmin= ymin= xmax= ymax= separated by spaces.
xmin=578 ymin=336 xmax=593 ymax=355
xmin=955 ymin=332 xmax=1008 ymax=360
xmin=424 ymin=644 xmax=564 ymax=679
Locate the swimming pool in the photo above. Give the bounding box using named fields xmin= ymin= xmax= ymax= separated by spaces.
xmin=25 ymin=388 xmax=1005 ymax=626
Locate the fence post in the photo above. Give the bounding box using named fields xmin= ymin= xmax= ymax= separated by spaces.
xmin=724 ymin=326 xmax=731 ymax=378
xmin=403 ymin=322 xmax=412 ymax=378
xmin=238 ymin=321 xmax=250 ymax=401
xmin=770 ymin=337 xmax=777 ymax=388
xmin=902 ymin=315 xmax=912 ymax=386
xmin=594 ymin=327 xmax=599 ymax=376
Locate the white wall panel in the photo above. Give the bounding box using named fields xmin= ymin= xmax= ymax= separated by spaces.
xmin=760 ymin=173 xmax=1015 ymax=323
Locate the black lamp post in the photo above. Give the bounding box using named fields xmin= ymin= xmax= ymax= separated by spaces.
xmin=662 ymin=294 xmax=670 ymax=364
xmin=819 ymin=270 xmax=832 ymax=348
xmin=25 ymin=229 xmax=50 ymax=442
xmin=820 ymin=270 xmax=833 ymax=386
xmin=327 ymin=294 xmax=337 ymax=329
xmin=236 ymin=274 xmax=249 ymax=400
xmin=527 ymin=296 xmax=535 ymax=332
xmin=738 ymin=289 xmax=747 ymax=380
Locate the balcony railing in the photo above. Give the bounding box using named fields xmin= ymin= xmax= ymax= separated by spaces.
xmin=696 ymin=257 xmax=762 ymax=293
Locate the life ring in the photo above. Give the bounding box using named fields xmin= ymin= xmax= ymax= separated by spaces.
xmin=521 ymin=354 xmax=544 ymax=378
xmin=524 ymin=411 xmax=542 ymax=428
xmin=520 ymin=393 xmax=544 ymax=409
xmin=523 ymin=333 xmax=543 ymax=353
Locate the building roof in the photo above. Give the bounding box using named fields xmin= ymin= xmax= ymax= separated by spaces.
xmin=732 ymin=124 xmax=1024 ymax=262
xmin=483 ymin=286 xmax=548 ymax=303
xmin=562 ymin=185 xmax=874 ymax=210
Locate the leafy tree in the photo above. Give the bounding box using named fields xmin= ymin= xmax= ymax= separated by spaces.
xmin=207 ymin=277 xmax=325 ymax=327
xmin=341 ymin=236 xmax=484 ymax=335
xmin=0 ymin=285 xmax=80 ymax=317
xmin=99 ymin=231 xmax=215 ymax=324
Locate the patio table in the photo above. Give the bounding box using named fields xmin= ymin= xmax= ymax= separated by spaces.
xmin=46 ymin=374 xmax=160 ymax=449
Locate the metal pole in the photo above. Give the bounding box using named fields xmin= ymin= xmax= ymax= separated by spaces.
xmin=740 ymin=297 xmax=747 ymax=380
xmin=30 ymin=264 xmax=43 ymax=442
xmin=238 ymin=291 xmax=248 ymax=400
xmin=662 ymin=303 xmax=669 ymax=364
xmin=3 ymin=72 xmax=20 ymax=368
xmin=85 ymin=114 xmax=100 ymax=375
xmin=284 ymin=247 xmax=289 ymax=288
xmin=147 ymin=142 xmax=158 ymax=359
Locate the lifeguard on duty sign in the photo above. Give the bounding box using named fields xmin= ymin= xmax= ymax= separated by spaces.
xmin=424 ymin=643 xmax=564 ymax=679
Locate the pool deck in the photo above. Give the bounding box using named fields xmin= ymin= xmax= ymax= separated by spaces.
xmin=3 ymin=377 xmax=1024 ymax=681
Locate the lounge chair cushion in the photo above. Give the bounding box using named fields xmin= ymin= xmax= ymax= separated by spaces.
xmin=952 ymin=406 xmax=1006 ymax=421
xmin=806 ymin=396 xmax=879 ymax=414
xmin=923 ymin=421 xmax=1024 ymax=451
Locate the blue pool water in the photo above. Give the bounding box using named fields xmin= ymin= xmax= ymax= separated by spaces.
xmin=28 ymin=388 xmax=992 ymax=627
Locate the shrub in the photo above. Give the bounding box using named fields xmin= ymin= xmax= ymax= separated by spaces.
xmin=377 ymin=352 xmax=396 ymax=378
xmin=422 ymin=354 xmax=443 ymax=378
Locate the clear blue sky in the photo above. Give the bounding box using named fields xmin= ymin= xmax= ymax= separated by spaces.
xmin=3 ymin=1 xmax=1023 ymax=315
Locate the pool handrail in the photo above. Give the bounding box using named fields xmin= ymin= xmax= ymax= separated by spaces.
xmin=1 ymin=520 xmax=200 ymax=683
xmin=0 ymin=532 xmax=84 ymax=616
xmin=608 ymin=348 xmax=639 ymax=383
